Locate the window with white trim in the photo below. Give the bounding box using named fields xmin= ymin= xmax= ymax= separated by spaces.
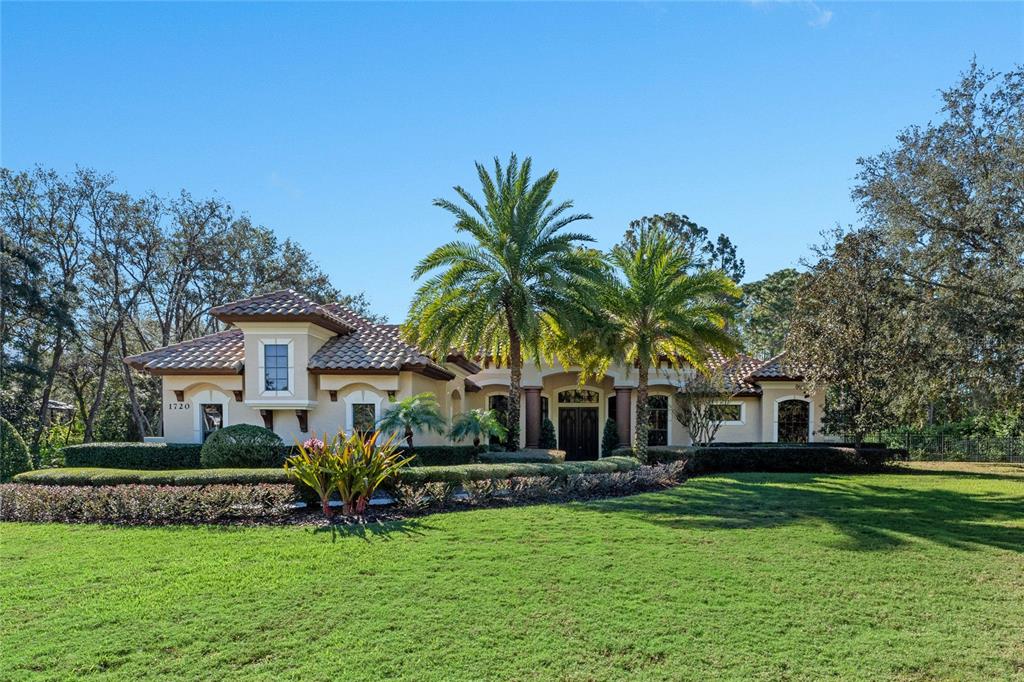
xmin=263 ymin=344 xmax=289 ymax=392
xmin=711 ymin=402 xmax=744 ymax=424
xmin=352 ymin=403 xmax=376 ymax=433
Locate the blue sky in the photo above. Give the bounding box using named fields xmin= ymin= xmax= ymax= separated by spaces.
xmin=3 ymin=2 xmax=1022 ymax=321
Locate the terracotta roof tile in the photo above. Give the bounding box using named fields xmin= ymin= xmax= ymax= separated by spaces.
xmin=308 ymin=321 xmax=454 ymax=379
xmin=125 ymin=330 xmax=245 ymax=374
xmin=209 ymin=289 xmax=353 ymax=334
xmin=744 ymin=353 xmax=805 ymax=381
xmin=707 ymin=350 xmax=766 ymax=396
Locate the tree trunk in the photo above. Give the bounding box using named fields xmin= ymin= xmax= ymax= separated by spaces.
xmin=31 ymin=334 xmax=65 ymax=458
xmin=83 ymin=333 xmax=116 ymax=443
xmin=405 ymin=426 xmax=414 ymax=449
xmin=507 ymin=320 xmax=522 ymax=452
xmin=635 ymin=358 xmax=651 ymax=463
xmin=119 ymin=327 xmax=151 ymax=439
xmin=321 ymin=496 xmax=334 ymax=519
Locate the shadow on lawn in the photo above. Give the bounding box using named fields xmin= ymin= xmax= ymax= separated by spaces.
xmin=584 ymin=473 xmax=1024 ymax=553
xmin=312 ymin=517 xmax=429 ymax=543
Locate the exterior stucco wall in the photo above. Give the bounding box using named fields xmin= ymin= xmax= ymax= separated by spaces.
xmin=757 ymin=383 xmax=830 ymax=443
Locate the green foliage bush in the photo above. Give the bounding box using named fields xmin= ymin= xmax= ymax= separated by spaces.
xmin=613 ymin=445 xmax=896 ymax=473
xmin=395 ymin=456 xmax=639 ymax=485
xmin=478 ymin=449 xmax=566 ymax=464
xmin=401 ymin=445 xmax=481 ymax=467
xmin=601 ymin=419 xmax=619 ymax=457
xmin=0 ymin=483 xmax=296 ymax=524
xmin=200 ymin=425 xmax=285 ymax=469
xmin=1 ymin=416 xmax=32 ymax=482
xmin=64 ymin=442 xmax=204 ymax=469
xmin=539 ymin=418 xmax=557 ymax=449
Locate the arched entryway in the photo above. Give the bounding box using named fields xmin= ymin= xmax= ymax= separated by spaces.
xmin=776 ymin=398 xmax=811 ymax=443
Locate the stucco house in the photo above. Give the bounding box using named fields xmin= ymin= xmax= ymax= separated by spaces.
xmin=126 ymin=289 xmax=828 ymax=458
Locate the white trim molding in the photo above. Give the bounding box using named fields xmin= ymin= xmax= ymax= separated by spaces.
xmin=258 ymin=338 xmax=295 ymax=399
xmin=772 ymin=395 xmax=814 ymax=443
xmin=713 ymin=400 xmax=745 ymax=426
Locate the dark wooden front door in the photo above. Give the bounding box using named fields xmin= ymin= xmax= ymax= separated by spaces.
xmin=559 ymin=407 xmax=599 ymax=460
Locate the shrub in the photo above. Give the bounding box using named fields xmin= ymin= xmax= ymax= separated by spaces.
xmin=14 ymin=467 xmax=291 ymax=486
xmin=394 ymin=456 xmax=640 ymax=485
xmin=1 ymin=417 xmax=32 ymax=482
xmin=478 ymin=449 xmax=566 ymax=464
xmin=601 ymin=419 xmax=619 ymax=457
xmin=283 ymin=435 xmax=337 ymax=517
xmin=402 ymin=445 xmax=481 ymax=467
xmin=200 ymin=425 xmax=284 ymax=468
xmin=539 ymin=417 xmax=557 ymax=449
xmin=611 ymin=445 xmax=897 ymax=473
xmin=64 ymin=442 xmax=203 ymax=469
xmin=0 ymin=483 xmax=297 ymax=524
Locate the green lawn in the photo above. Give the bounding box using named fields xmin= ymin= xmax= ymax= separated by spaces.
xmin=3 ymin=463 xmax=1023 ymax=681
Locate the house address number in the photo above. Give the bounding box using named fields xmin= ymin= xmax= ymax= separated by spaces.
xmin=169 ymin=402 xmax=191 ymax=410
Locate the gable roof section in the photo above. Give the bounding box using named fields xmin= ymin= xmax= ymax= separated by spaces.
xmin=744 ymin=353 xmax=805 ymax=382
xmin=209 ymin=289 xmax=354 ymax=335
xmin=124 ymin=329 xmax=245 ymax=375
xmin=308 ymin=320 xmax=454 ymax=380
xmin=706 ymin=350 xmax=765 ymax=397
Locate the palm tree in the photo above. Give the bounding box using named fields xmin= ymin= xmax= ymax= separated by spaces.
xmin=404 ymin=154 xmax=600 ymax=450
xmin=562 ymin=223 xmax=741 ymax=462
xmin=449 ymin=409 xmax=508 ymax=450
xmin=377 ymin=392 xmax=447 ymax=450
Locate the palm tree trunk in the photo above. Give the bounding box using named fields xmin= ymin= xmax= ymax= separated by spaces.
xmin=507 ymin=322 xmax=522 ymax=452
xmin=635 ymin=358 xmax=650 ymax=463
xmin=405 ymin=425 xmax=414 ymax=449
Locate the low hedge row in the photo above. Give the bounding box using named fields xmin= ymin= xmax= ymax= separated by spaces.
xmin=12 ymin=456 xmax=641 ymax=487
xmin=612 ymin=445 xmax=896 ymax=473
xmin=477 ymin=449 xmax=566 ymax=464
xmin=402 ymin=445 xmax=482 ymax=466
xmin=63 ymin=442 xmax=499 ymax=470
xmin=0 ymin=483 xmax=296 ymax=524
xmin=63 ymin=442 xmax=206 ymax=469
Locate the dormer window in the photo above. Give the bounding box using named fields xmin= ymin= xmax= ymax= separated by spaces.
xmin=264 ymin=344 xmax=289 ymax=392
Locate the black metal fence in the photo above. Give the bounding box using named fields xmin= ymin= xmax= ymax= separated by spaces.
xmin=883 ymin=432 xmax=1024 ymax=463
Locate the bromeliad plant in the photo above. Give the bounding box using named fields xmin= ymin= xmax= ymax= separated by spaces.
xmin=331 ymin=431 xmax=413 ymax=515
xmin=284 ymin=431 xmax=415 ymax=518
xmin=285 ymin=435 xmax=337 ymax=518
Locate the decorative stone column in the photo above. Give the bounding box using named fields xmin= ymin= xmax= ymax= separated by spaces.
xmin=524 ymin=387 xmax=542 ymax=448
xmin=615 ymin=387 xmax=632 ymax=447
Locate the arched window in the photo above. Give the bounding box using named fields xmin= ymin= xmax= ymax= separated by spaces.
xmin=777 ymin=399 xmax=810 ymax=443
xmin=558 ymin=389 xmax=600 ymax=404
xmin=647 ymin=395 xmax=668 ymax=446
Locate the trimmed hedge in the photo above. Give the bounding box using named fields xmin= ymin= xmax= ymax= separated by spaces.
xmin=0 ymin=483 xmax=296 ymax=524
xmin=478 ymin=449 xmax=566 ymax=464
xmin=612 ymin=445 xmax=895 ymax=473
xmin=401 ymin=445 xmax=482 ymax=467
xmin=14 ymin=457 xmax=641 ymax=487
xmin=64 ymin=442 xmax=204 ymax=469
xmin=395 ymin=456 xmax=639 ymax=485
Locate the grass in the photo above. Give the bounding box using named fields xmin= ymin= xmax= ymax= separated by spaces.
xmin=2 ymin=462 xmax=1023 ymax=681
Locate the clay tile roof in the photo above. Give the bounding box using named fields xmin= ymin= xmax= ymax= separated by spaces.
xmin=209 ymin=289 xmax=354 ymax=335
xmin=707 ymin=349 xmax=766 ymax=396
xmin=309 ymin=321 xmax=455 ymax=380
xmin=744 ymin=353 xmax=805 ymax=382
xmin=124 ymin=330 xmax=245 ymax=375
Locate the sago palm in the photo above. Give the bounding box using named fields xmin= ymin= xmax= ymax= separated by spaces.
xmin=377 ymin=392 xmax=447 ymax=449
xmin=405 ymin=154 xmax=600 ymax=450
xmin=449 ymin=409 xmax=508 ymax=449
xmin=562 ymin=224 xmax=741 ymax=462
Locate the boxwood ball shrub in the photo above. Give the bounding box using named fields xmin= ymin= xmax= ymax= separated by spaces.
xmin=1 ymin=416 xmax=33 ymax=482
xmin=200 ymin=424 xmax=285 ymax=468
